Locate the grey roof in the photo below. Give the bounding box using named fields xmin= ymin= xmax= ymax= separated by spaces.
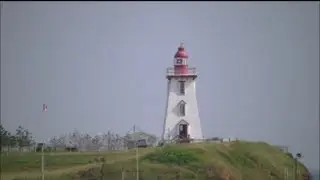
xmin=125 ymin=131 xmax=156 ymax=140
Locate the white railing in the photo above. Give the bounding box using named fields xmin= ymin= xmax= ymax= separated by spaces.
xmin=166 ymin=67 xmax=197 ymax=76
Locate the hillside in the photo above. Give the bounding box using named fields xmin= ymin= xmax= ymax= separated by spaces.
xmin=1 ymin=141 xmax=310 ymax=180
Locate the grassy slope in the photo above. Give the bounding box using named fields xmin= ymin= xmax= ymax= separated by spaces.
xmin=1 ymin=141 xmax=309 ymax=180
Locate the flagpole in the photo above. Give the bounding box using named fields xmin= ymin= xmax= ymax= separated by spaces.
xmin=136 ymin=145 xmax=139 ymax=180
xmin=41 ymin=141 xmax=44 ymax=180
xmin=41 ymin=104 xmax=47 ymax=180
xmin=133 ymin=125 xmax=139 ymax=180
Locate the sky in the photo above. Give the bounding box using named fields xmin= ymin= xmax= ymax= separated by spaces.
xmin=1 ymin=2 xmax=319 ymax=169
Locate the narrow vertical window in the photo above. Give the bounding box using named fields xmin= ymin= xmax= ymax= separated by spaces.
xmin=180 ymin=103 xmax=186 ymax=116
xmin=179 ymin=81 xmax=185 ymax=95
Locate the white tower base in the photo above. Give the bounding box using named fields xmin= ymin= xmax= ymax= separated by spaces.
xmin=161 ymin=72 xmax=203 ymax=143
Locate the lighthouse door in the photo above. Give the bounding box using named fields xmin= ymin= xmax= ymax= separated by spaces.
xmin=179 ymin=124 xmax=188 ymax=139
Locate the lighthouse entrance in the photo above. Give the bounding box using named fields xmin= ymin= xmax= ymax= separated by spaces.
xmin=179 ymin=124 xmax=188 ymax=139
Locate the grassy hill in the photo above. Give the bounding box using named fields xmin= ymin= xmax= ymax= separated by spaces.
xmin=1 ymin=141 xmax=310 ymax=180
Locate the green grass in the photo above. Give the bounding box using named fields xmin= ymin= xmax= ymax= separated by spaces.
xmin=1 ymin=141 xmax=310 ymax=180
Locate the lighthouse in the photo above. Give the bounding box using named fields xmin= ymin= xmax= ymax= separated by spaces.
xmin=161 ymin=43 xmax=203 ymax=143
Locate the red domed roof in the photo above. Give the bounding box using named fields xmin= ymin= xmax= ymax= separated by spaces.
xmin=174 ymin=43 xmax=189 ymax=59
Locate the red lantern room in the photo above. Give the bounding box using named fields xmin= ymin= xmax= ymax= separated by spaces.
xmin=166 ymin=43 xmax=197 ymax=80
xmin=174 ymin=43 xmax=189 ymax=75
xmin=174 ymin=44 xmax=189 ymax=59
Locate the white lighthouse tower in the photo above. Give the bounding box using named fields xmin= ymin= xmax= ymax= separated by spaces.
xmin=162 ymin=43 xmax=203 ymax=143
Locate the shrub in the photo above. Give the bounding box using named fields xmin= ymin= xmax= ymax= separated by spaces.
xmin=143 ymin=146 xmax=200 ymax=165
xmin=285 ymin=152 xmax=294 ymax=159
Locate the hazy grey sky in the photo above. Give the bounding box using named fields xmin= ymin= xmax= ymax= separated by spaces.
xmin=1 ymin=2 xmax=319 ymax=169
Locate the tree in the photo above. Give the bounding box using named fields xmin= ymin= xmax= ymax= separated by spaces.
xmin=83 ymin=133 xmax=92 ymax=151
xmin=15 ymin=125 xmax=33 ymax=152
xmin=0 ymin=124 xmax=9 ymax=151
xmin=6 ymin=132 xmax=17 ymax=152
xmin=8 ymin=133 xmax=17 ymax=147
xmin=49 ymin=136 xmax=59 ymax=151
xmin=92 ymin=134 xmax=103 ymax=151
xmin=0 ymin=124 xmax=20 ymax=153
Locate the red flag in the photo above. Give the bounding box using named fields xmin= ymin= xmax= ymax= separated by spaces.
xmin=43 ymin=104 xmax=48 ymax=112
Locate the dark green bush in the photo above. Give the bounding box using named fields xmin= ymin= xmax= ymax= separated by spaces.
xmin=143 ymin=147 xmax=200 ymax=165
xmin=285 ymin=152 xmax=294 ymax=159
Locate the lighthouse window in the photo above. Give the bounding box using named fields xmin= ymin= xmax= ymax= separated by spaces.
xmin=180 ymin=103 xmax=186 ymax=116
xmin=179 ymin=81 xmax=185 ymax=95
